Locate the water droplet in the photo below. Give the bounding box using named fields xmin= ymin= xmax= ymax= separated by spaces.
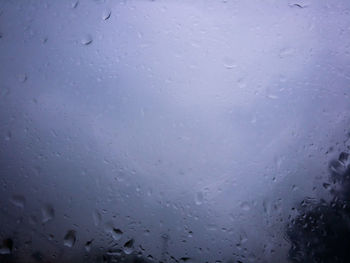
xmin=112 ymin=228 xmax=123 ymax=240
xmin=85 ymin=239 xmax=93 ymax=252
xmin=93 ymin=210 xmax=101 ymax=226
xmin=63 ymin=230 xmax=76 ymax=248
xmin=107 ymin=248 xmax=123 ymax=256
xmin=339 ymin=152 xmax=349 ymax=166
xmin=10 ymin=195 xmax=25 ymax=208
xmin=240 ymin=201 xmax=250 ymax=211
xmin=0 ymin=247 xmax=11 ymax=255
xmin=144 ymin=229 xmax=150 ymax=236
xmin=267 ymin=94 xmax=278 ymax=100
xmin=322 ymin=182 xmax=331 ymax=190
xmin=18 ymin=74 xmax=27 ymax=83
xmin=102 ymin=10 xmax=111 ymax=20
xmin=289 ymin=3 xmax=308 ymax=8
xmin=180 ymin=257 xmax=193 ymax=263
xmin=0 ymin=238 xmax=13 ymax=255
xmin=123 ymin=239 xmax=134 ymax=254
xmin=81 ymin=35 xmax=93 ymax=45
xmin=223 ymin=57 xmax=237 ymax=69
xmin=4 ymin=131 xmax=11 ymax=141
xmin=72 ymin=1 xmax=79 ymax=8
xmin=279 ymin=48 xmax=294 ymax=58
xmin=195 ymin=191 xmax=203 ymax=205
xmin=0 ymin=87 xmax=10 ymax=99
xmin=329 ymin=160 xmax=345 ymax=175
xmin=237 ymin=78 xmax=247 ymax=89
xmin=41 ymin=204 xmax=55 ymax=223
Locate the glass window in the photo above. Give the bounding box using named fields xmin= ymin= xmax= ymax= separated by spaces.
xmin=1 ymin=1 xmax=350 ymax=262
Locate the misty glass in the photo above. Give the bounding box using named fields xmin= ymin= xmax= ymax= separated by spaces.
xmin=0 ymin=1 xmax=350 ymax=263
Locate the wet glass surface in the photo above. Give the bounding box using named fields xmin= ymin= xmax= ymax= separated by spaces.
xmin=0 ymin=1 xmax=350 ymax=262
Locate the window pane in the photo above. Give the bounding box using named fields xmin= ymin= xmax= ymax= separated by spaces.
xmin=1 ymin=1 xmax=350 ymax=262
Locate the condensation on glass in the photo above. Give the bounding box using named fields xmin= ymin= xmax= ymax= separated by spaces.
xmin=0 ymin=1 xmax=350 ymax=263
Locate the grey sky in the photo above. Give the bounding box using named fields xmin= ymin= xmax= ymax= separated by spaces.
xmin=0 ymin=1 xmax=350 ymax=262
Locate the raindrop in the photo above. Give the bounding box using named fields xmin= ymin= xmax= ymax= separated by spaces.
xmin=180 ymin=257 xmax=193 ymax=262
xmin=71 ymin=1 xmax=79 ymax=8
xmin=18 ymin=73 xmax=27 ymax=83
xmin=237 ymin=78 xmax=247 ymax=89
xmin=279 ymin=48 xmax=294 ymax=58
xmin=107 ymin=248 xmax=122 ymax=256
xmin=195 ymin=191 xmax=203 ymax=205
xmin=102 ymin=10 xmax=111 ymax=20
xmin=223 ymin=57 xmax=237 ymax=69
xmin=93 ymin=210 xmax=101 ymax=226
xmin=4 ymin=131 xmax=11 ymax=141
xmin=144 ymin=229 xmax=150 ymax=236
xmin=112 ymin=228 xmax=123 ymax=241
xmin=10 ymin=195 xmax=26 ymax=208
xmin=85 ymin=239 xmax=93 ymax=252
xmin=81 ymin=35 xmax=93 ymax=45
xmin=267 ymin=94 xmax=278 ymax=100
xmin=323 ymin=182 xmax=331 ymax=190
xmin=240 ymin=201 xmax=250 ymax=211
xmin=339 ymin=152 xmax=349 ymax=166
xmin=63 ymin=230 xmax=76 ymax=248
xmin=0 ymin=238 xmax=13 ymax=255
xmin=0 ymin=87 xmax=10 ymax=99
xmin=329 ymin=160 xmax=346 ymax=175
xmin=41 ymin=204 xmax=55 ymax=223
xmin=123 ymin=239 xmax=134 ymax=255
xmin=0 ymin=247 xmax=11 ymax=255
xmin=289 ymin=3 xmax=308 ymax=8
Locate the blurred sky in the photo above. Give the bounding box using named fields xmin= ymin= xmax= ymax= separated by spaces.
xmin=0 ymin=1 xmax=350 ymax=262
